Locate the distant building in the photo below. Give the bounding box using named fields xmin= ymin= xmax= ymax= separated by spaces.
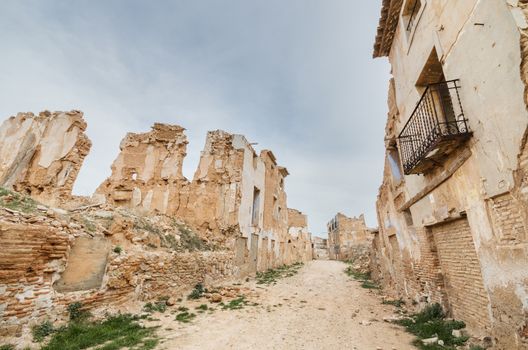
xmin=326 ymin=213 xmax=371 ymax=261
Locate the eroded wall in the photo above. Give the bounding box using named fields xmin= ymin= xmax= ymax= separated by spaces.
xmin=0 ymin=111 xmax=91 ymax=206
xmin=95 ymin=123 xmax=188 ymax=215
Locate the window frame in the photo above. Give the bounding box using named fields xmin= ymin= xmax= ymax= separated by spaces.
xmin=400 ymin=0 xmax=427 ymax=53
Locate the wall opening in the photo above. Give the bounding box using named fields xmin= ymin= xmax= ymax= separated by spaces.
xmin=252 ymin=187 xmax=261 ymax=226
xmin=402 ymin=0 xmax=422 ymax=35
xmin=388 ymin=141 xmax=403 ymax=184
xmin=416 ymin=48 xmax=457 ymax=131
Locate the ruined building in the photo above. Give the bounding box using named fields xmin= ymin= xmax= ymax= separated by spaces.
xmin=0 ymin=112 xmax=313 ymax=339
xmin=372 ymin=1 xmax=528 ymax=348
xmin=0 ymin=111 xmax=91 ymax=206
xmin=312 ymin=236 xmax=329 ymax=260
xmin=326 ymin=213 xmax=371 ymax=261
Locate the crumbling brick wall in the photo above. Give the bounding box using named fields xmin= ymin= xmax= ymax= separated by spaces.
xmin=0 ymin=208 xmax=237 ymax=338
xmin=0 ymin=111 xmax=91 ymax=206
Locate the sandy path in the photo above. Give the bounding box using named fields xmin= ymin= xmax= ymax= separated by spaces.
xmin=156 ymin=260 xmax=416 ymax=350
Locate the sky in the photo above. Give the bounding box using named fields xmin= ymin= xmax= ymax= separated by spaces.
xmin=0 ymin=1 xmax=390 ymax=237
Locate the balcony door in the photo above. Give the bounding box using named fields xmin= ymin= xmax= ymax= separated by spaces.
xmin=416 ymin=48 xmax=458 ymax=135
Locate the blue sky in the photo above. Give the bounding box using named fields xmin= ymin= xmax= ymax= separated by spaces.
xmin=0 ymin=1 xmax=390 ymax=236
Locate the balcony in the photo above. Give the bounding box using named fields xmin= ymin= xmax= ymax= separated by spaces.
xmin=398 ymin=80 xmax=471 ymax=175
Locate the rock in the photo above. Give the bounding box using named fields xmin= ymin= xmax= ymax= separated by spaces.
xmin=359 ymin=320 xmax=372 ymax=326
xmin=166 ymin=297 xmax=177 ymax=306
xmin=36 ymin=205 xmax=47 ymax=211
xmin=93 ymin=210 xmax=113 ymax=219
xmin=438 ymin=340 xmax=444 ymax=346
xmin=452 ymin=329 xmax=462 ymax=337
xmin=211 ymin=293 xmax=222 ymax=303
xmin=422 ymin=337 xmax=438 ymax=345
xmin=383 ymin=315 xmax=403 ymax=322
xmin=51 ymin=207 xmax=69 ymax=216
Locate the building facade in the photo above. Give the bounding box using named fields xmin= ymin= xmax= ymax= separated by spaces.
xmin=372 ymin=1 xmax=528 ymax=348
xmin=327 ymin=213 xmax=371 ymax=261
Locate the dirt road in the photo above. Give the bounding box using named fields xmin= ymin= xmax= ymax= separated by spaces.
xmin=156 ymin=260 xmax=416 ymax=350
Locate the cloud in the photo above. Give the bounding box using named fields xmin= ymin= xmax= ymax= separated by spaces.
xmin=0 ymin=0 xmax=390 ymax=236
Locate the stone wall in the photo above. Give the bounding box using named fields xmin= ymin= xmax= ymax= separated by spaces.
xmin=0 ymin=205 xmax=237 ymax=338
xmin=0 ymin=111 xmax=91 ymax=206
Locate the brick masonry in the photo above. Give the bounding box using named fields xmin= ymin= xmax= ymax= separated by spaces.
xmin=432 ymin=218 xmax=491 ymax=333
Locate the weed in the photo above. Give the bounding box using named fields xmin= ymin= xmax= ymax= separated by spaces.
xmin=177 ymin=224 xmax=209 ymax=251
xmin=188 ymin=283 xmax=206 ymax=300
xmin=344 ymin=266 xmax=371 ymax=280
xmin=256 ymin=263 xmax=303 ymax=285
xmin=469 ymin=346 xmax=485 ymax=350
xmin=196 ymin=304 xmax=208 ymax=311
xmin=32 ymin=320 xmax=55 ymax=342
xmin=0 ymin=345 xmax=15 ymax=350
xmin=344 ymin=263 xmax=380 ymax=289
xmin=67 ymin=302 xmax=90 ymax=321
xmin=361 ymin=280 xmax=381 ymax=289
xmin=382 ymin=298 xmax=405 ymax=307
xmin=143 ymin=299 xmax=168 ymax=313
xmin=395 ymin=303 xmax=469 ymax=350
xmin=175 ymin=312 xmax=196 ymax=323
xmin=221 ymin=296 xmax=251 ymax=310
xmin=113 ymin=246 xmax=122 ymax=254
xmin=177 ymin=306 xmax=189 ymax=312
xmin=134 ymin=219 xmax=162 ymax=235
xmin=0 ymin=188 xmax=37 ymax=213
xmin=41 ymin=314 xmax=158 ymax=350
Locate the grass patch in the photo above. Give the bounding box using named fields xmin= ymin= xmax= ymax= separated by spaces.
xmin=221 ymin=296 xmax=252 ymax=310
xmin=113 ymin=245 xmax=123 ymax=254
xmin=344 ymin=262 xmax=380 ymax=290
xmin=196 ymin=304 xmax=208 ymax=311
xmin=256 ymin=262 xmax=303 ymax=285
xmin=67 ymin=302 xmax=91 ymax=322
xmin=175 ymin=312 xmax=196 ymax=323
xmin=143 ymin=297 xmax=169 ymax=313
xmin=41 ymin=314 xmax=158 ymax=350
xmin=344 ymin=265 xmax=370 ymax=280
xmin=134 ymin=218 xmax=162 ymax=235
xmin=32 ymin=320 xmax=54 ymax=342
xmin=395 ymin=303 xmax=469 ymax=350
xmin=0 ymin=345 xmax=15 ymax=350
xmin=175 ymin=223 xmax=210 ymax=252
xmin=188 ymin=283 xmax=206 ymax=300
xmin=0 ymin=188 xmax=37 ymax=213
xmin=361 ymin=280 xmax=381 ymax=289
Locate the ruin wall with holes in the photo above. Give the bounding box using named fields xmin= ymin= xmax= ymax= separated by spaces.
xmin=0 ymin=111 xmax=312 ymax=340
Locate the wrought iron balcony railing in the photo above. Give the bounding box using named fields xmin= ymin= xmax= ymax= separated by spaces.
xmin=398 ymin=79 xmax=471 ymax=175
